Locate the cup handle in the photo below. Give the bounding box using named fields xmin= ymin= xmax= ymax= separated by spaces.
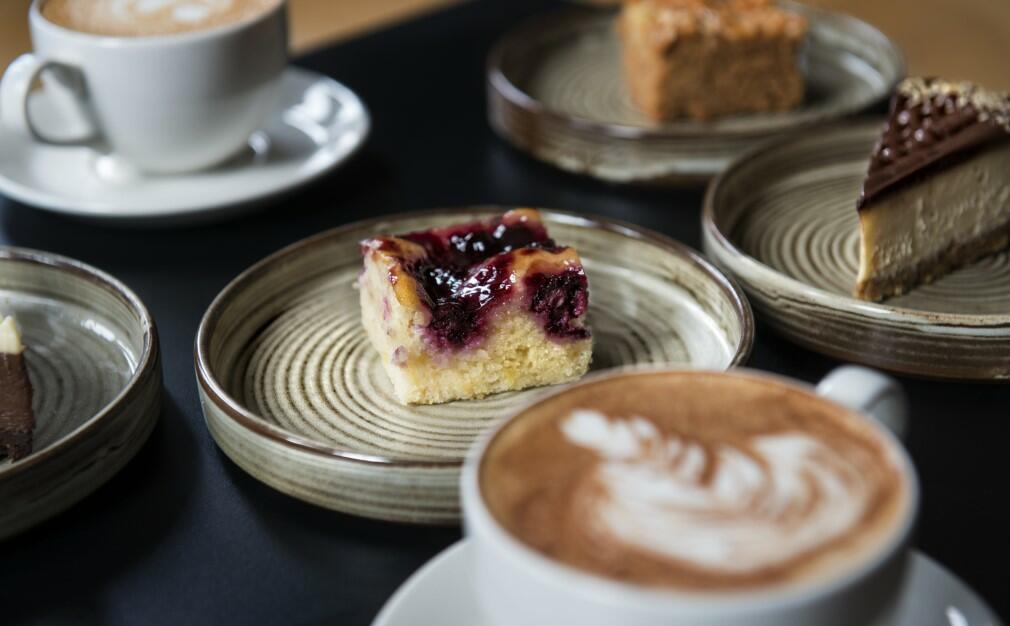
xmin=1 ymin=53 xmax=95 ymax=145
xmin=815 ymin=366 xmax=908 ymax=441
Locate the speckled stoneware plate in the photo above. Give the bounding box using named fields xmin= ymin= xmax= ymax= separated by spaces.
xmin=487 ymin=3 xmax=903 ymax=185
xmin=703 ymin=120 xmax=1010 ymax=380
xmin=0 ymin=248 xmax=161 ymax=539
xmin=196 ymin=208 xmax=753 ymax=524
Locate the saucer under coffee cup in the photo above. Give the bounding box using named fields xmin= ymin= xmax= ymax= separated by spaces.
xmin=461 ymin=365 xmax=918 ymax=626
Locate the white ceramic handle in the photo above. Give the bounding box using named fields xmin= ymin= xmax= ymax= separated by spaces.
xmin=816 ymin=365 xmax=908 ymax=440
xmin=1 ymin=53 xmax=92 ymax=145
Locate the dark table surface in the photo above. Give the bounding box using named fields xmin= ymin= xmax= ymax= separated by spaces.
xmin=2 ymin=1 xmax=1007 ymax=624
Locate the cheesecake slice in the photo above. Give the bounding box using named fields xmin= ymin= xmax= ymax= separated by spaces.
xmin=0 ymin=316 xmax=35 ymax=461
xmin=618 ymin=0 xmax=807 ymax=121
xmin=359 ymin=209 xmax=592 ymax=405
xmin=855 ymin=78 xmax=1010 ymax=301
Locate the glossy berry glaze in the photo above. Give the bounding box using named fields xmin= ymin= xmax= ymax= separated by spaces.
xmin=370 ymin=213 xmax=590 ymax=350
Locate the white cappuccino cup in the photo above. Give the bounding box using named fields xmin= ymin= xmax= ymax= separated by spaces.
xmin=462 ymin=365 xmax=918 ymax=626
xmin=1 ymin=0 xmax=288 ymax=174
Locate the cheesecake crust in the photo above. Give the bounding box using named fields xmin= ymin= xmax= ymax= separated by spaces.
xmin=856 ymin=218 xmax=1010 ymax=301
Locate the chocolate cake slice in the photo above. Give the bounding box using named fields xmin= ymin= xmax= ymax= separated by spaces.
xmin=0 ymin=316 xmax=35 ymax=461
xmin=855 ymin=77 xmax=1010 ymax=301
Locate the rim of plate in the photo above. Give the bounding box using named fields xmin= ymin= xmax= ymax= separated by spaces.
xmin=702 ymin=120 xmax=1010 ymax=328
xmin=195 ymin=207 xmax=755 ymax=468
xmin=486 ymin=2 xmax=905 ymax=140
xmin=0 ymin=68 xmax=370 ymax=220
xmin=0 ymin=246 xmax=159 ymax=478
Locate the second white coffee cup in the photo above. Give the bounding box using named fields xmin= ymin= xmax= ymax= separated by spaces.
xmin=0 ymin=0 xmax=288 ymax=174
xmin=461 ymin=366 xmax=919 ymax=626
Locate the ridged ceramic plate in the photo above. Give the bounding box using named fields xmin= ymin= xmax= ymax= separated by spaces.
xmin=196 ymin=208 xmax=753 ymax=524
xmin=0 ymin=248 xmax=161 ymax=538
xmin=487 ymin=3 xmax=903 ymax=185
xmin=703 ymin=121 xmax=1010 ymax=380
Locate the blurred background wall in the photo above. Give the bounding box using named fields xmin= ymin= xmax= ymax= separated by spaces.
xmin=807 ymin=0 xmax=1009 ymax=88
xmin=2 ymin=0 xmax=1008 ymax=88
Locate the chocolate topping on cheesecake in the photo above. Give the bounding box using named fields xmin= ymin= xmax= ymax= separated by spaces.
xmin=0 ymin=316 xmax=35 ymax=461
xmin=858 ymin=78 xmax=1010 ymax=209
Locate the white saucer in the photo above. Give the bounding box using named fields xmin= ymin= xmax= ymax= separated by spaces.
xmin=0 ymin=67 xmax=369 ymax=225
xmin=373 ymin=542 xmax=1004 ymax=626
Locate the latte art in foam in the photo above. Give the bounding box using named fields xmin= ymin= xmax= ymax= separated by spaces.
xmin=562 ymin=410 xmax=874 ymax=574
xmin=42 ymin=0 xmax=281 ymax=37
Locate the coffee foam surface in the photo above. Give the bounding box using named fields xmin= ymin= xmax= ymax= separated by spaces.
xmin=480 ymin=372 xmax=909 ymax=591
xmin=42 ymin=0 xmax=280 ymax=37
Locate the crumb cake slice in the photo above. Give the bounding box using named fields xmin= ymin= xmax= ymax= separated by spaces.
xmin=359 ymin=209 xmax=592 ymax=405
xmin=855 ymin=78 xmax=1010 ymax=301
xmin=0 ymin=316 xmax=35 ymax=461
xmin=618 ymin=0 xmax=807 ymax=121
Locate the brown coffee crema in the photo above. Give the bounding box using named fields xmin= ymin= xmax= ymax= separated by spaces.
xmin=42 ymin=0 xmax=281 ymax=37
xmin=480 ymin=371 xmax=910 ymax=591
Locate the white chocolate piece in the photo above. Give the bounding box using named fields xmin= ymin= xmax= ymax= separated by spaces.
xmin=0 ymin=316 xmax=25 ymax=355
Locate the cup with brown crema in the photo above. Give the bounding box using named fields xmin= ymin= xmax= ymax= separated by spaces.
xmin=1 ymin=0 xmax=287 ymax=174
xmin=461 ymin=366 xmax=917 ymax=626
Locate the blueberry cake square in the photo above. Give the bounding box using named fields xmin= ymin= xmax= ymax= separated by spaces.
xmin=359 ymin=209 xmax=592 ymax=404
